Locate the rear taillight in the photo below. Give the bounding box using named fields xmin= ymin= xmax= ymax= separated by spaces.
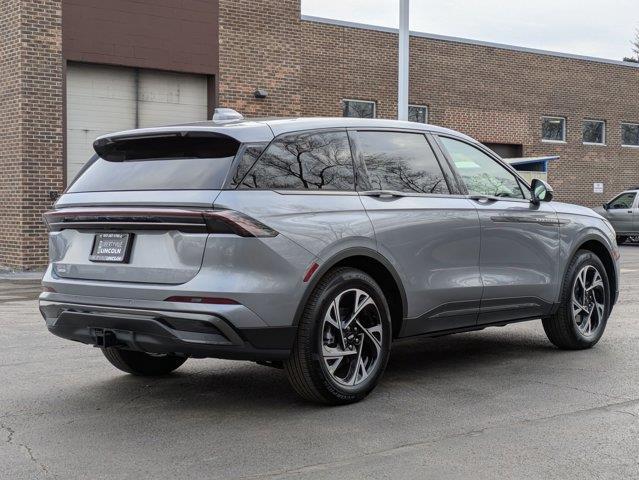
xmin=202 ymin=210 xmax=278 ymax=238
xmin=42 ymin=208 xmax=278 ymax=237
xmin=165 ymin=296 xmax=240 ymax=305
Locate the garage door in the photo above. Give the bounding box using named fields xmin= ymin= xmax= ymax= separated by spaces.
xmin=66 ymin=63 xmax=209 ymax=184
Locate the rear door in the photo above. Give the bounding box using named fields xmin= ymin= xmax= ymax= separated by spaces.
xmin=437 ymin=136 xmax=560 ymax=325
xmin=351 ymin=129 xmax=483 ymax=336
xmin=605 ymin=192 xmax=636 ymax=234
xmin=49 ymin=132 xmax=242 ymax=285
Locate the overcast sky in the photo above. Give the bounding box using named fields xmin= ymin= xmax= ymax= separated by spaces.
xmin=302 ymin=0 xmax=639 ymax=61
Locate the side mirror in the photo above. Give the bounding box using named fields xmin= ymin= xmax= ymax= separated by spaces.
xmin=530 ymin=178 xmax=554 ymax=204
xmin=602 ymin=203 xmax=609 ymax=210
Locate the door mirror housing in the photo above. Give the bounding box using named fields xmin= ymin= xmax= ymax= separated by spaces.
xmin=530 ymin=179 xmax=554 ymax=204
xmin=602 ymin=203 xmax=610 ymax=210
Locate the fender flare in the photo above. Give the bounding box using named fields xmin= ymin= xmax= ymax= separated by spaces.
xmin=561 ymin=232 xmax=618 ymax=300
xmin=292 ymin=247 xmax=408 ymax=326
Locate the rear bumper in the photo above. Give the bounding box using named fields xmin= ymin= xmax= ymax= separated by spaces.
xmin=39 ymin=300 xmax=295 ymax=361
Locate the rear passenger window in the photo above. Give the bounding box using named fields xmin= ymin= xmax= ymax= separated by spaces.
xmin=237 ymin=131 xmax=355 ymax=190
xmin=355 ymin=131 xmax=449 ymax=194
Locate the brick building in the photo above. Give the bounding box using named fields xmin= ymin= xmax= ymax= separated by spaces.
xmin=1 ymin=0 xmax=639 ymax=270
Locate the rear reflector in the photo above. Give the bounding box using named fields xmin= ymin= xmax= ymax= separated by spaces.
xmin=42 ymin=286 xmax=56 ymax=293
xmin=303 ymin=262 xmax=320 ymax=283
xmin=165 ymin=296 xmax=240 ymax=305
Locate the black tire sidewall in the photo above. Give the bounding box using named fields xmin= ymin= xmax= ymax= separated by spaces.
xmin=561 ymin=251 xmax=611 ymax=347
xmin=307 ymin=269 xmax=392 ymax=402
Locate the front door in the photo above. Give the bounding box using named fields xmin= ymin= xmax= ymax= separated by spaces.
xmin=606 ymin=192 xmax=636 ymax=234
xmin=438 ymin=136 xmax=560 ymax=325
xmin=351 ymin=130 xmax=483 ymax=336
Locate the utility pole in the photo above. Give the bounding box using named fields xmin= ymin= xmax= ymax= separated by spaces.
xmin=398 ymin=0 xmax=409 ymax=121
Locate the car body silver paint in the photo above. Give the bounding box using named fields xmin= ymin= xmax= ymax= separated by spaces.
xmin=472 ymin=198 xmax=560 ymax=320
xmin=553 ymin=201 xmax=620 ymax=294
xmin=50 ymin=229 xmax=207 ymax=285
xmin=42 ymin=232 xmax=315 ymax=328
xmin=359 ymin=194 xmax=482 ymax=325
xmin=41 ymin=117 xmax=620 ymax=358
xmin=593 ymin=190 xmax=639 ymax=235
xmin=214 ymin=190 xmax=376 ymax=259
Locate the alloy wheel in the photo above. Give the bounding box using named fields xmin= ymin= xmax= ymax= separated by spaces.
xmin=572 ymin=265 xmax=606 ymax=337
xmin=321 ymin=288 xmax=383 ymax=387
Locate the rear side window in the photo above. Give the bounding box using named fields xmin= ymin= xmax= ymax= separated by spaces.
xmin=355 ymin=131 xmax=449 ymax=194
xmin=69 ymin=134 xmax=240 ymax=192
xmin=237 ymin=130 xmax=355 ymax=190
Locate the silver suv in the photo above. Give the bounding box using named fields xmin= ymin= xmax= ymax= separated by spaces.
xmin=595 ymin=189 xmax=639 ymax=244
xmin=40 ymin=116 xmax=620 ymax=404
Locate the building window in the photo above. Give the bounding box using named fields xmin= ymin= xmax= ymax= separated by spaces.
xmin=582 ymin=120 xmax=605 ymax=145
xmin=343 ymin=99 xmax=376 ymax=119
xmin=408 ymin=105 xmax=428 ymax=123
xmin=541 ymin=116 xmax=566 ymax=143
xmin=622 ymin=123 xmax=639 ymax=147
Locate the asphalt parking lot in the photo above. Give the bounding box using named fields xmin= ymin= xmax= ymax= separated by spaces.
xmin=2 ymin=249 xmax=639 ymax=480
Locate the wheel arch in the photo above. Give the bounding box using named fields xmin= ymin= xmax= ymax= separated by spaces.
xmin=569 ymin=236 xmax=618 ymax=305
xmin=294 ymin=248 xmax=407 ymax=338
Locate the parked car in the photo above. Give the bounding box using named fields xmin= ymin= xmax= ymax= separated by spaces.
xmin=40 ymin=115 xmax=620 ymax=404
xmin=595 ymin=189 xmax=639 ymax=244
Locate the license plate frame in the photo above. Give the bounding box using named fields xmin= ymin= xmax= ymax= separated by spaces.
xmin=89 ymin=233 xmax=134 ymax=263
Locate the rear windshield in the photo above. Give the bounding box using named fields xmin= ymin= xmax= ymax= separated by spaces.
xmin=68 ymin=134 xmax=239 ymax=192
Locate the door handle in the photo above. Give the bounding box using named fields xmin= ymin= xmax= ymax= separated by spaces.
xmin=470 ymin=195 xmax=498 ymax=203
xmin=360 ymin=190 xmax=406 ymax=199
xmin=628 ymin=210 xmax=633 ymax=213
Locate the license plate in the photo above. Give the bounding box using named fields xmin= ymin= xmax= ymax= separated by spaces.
xmin=89 ymin=233 xmax=133 ymax=263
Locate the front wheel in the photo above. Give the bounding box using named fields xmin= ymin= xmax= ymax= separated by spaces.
xmin=542 ymin=250 xmax=610 ymax=350
xmin=284 ymin=268 xmax=392 ymax=404
xmin=102 ymin=347 xmax=187 ymax=376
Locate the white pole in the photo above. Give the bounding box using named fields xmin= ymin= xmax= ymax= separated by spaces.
xmin=398 ymin=0 xmax=409 ymax=121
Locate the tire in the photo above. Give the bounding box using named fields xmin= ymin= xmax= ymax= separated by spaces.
xmin=542 ymin=250 xmax=610 ymax=350
xmin=101 ymin=347 xmax=187 ymax=376
xmin=284 ymin=267 xmax=392 ymax=405
xmin=616 ymin=236 xmax=628 ymax=245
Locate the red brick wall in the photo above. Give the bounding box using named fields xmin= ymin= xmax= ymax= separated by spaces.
xmin=0 ymin=0 xmax=63 ymax=270
xmin=300 ymin=19 xmax=639 ymax=206
xmin=218 ymin=0 xmax=301 ymax=116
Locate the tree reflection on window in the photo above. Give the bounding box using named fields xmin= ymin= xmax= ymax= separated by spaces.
xmin=357 ymin=131 xmax=449 ymax=194
xmin=238 ymin=131 xmax=355 ymax=190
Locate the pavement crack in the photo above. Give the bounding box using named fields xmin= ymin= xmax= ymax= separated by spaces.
xmin=1 ymin=421 xmax=53 ymax=478
xmin=238 ymin=397 xmax=639 ymax=480
xmin=1 ymin=422 xmax=15 ymax=443
xmin=531 ymin=380 xmax=628 ymax=401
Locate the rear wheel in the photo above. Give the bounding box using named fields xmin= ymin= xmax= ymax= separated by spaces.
xmin=542 ymin=250 xmax=610 ymax=350
xmin=284 ymin=268 xmax=392 ymax=404
xmin=617 ymin=235 xmax=628 ymax=245
xmin=101 ymin=347 xmax=187 ymax=376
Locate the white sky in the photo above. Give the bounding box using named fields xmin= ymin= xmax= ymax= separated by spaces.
xmin=302 ymin=0 xmax=639 ymax=61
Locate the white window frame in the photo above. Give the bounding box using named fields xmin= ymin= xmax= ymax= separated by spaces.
xmin=582 ymin=119 xmax=606 ymax=146
xmin=408 ymin=104 xmax=429 ymax=124
xmin=342 ymin=99 xmax=376 ymax=119
xmin=621 ymin=122 xmax=639 ymax=148
xmin=541 ymin=116 xmax=567 ymax=144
